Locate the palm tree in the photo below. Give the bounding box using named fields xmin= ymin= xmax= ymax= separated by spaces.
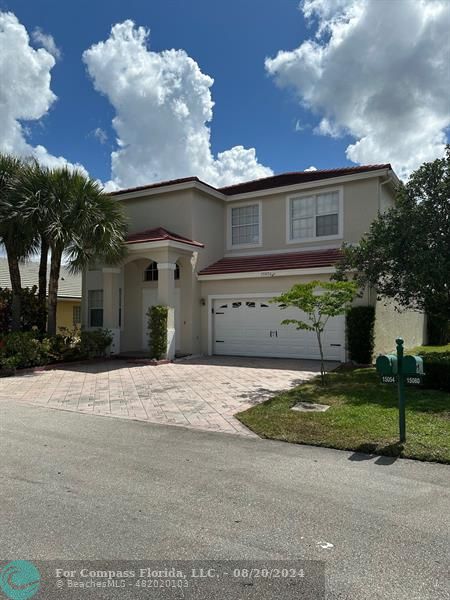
xmin=0 ymin=154 xmax=37 ymax=331
xmin=15 ymin=161 xmax=52 ymax=333
xmin=38 ymin=168 xmax=127 ymax=336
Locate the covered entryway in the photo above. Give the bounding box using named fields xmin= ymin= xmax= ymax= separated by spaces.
xmin=212 ymin=296 xmax=345 ymax=361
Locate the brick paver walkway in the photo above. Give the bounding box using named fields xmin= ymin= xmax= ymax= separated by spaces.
xmin=0 ymin=356 xmax=334 ymax=436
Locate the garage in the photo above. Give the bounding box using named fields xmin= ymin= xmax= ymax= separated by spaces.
xmin=212 ymin=296 xmax=346 ymax=361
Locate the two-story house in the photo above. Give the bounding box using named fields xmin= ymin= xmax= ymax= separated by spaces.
xmin=82 ymin=165 xmax=426 ymax=361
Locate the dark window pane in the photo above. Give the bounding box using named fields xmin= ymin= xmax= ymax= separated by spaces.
xmin=90 ymin=309 xmax=103 ymax=327
xmin=144 ymin=262 xmax=158 ymax=281
xmin=316 ymin=213 xmax=338 ymax=236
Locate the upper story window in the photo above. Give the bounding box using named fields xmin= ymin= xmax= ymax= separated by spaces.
xmin=144 ymin=261 xmax=158 ymax=281
xmin=230 ymin=203 xmax=261 ymax=247
xmin=144 ymin=261 xmax=180 ymax=281
xmin=288 ymin=190 xmax=341 ymax=242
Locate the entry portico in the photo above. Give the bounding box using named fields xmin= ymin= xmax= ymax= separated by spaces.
xmin=94 ymin=228 xmax=204 ymax=359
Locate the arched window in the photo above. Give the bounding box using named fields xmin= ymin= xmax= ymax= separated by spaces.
xmin=174 ymin=263 xmax=180 ymax=280
xmin=144 ymin=261 xmax=158 ymax=282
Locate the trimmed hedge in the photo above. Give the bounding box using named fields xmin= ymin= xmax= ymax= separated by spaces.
xmin=148 ymin=305 xmax=168 ymax=360
xmin=420 ymin=352 xmax=450 ymax=393
xmin=346 ymin=306 xmax=376 ymax=364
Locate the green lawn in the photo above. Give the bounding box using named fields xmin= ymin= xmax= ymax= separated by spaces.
xmin=237 ymin=368 xmax=450 ymax=464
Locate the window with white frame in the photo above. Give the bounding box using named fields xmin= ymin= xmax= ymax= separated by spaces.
xmin=88 ymin=289 xmax=103 ymax=327
xmin=289 ymin=191 xmax=340 ymax=241
xmin=231 ymin=204 xmax=260 ymax=246
xmin=73 ymin=305 xmax=81 ymax=326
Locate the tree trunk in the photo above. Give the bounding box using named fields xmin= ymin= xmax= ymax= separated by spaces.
xmin=37 ymin=238 xmax=49 ymax=334
xmin=47 ymin=247 xmax=63 ymax=337
xmin=316 ymin=329 xmax=326 ymax=385
xmin=5 ymin=247 xmax=22 ymax=332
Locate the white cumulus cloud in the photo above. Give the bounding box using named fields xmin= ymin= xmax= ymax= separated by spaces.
xmin=0 ymin=11 xmax=85 ymax=172
xmin=83 ymin=20 xmax=272 ymax=190
xmin=32 ymin=27 xmax=61 ymax=60
xmin=266 ymin=0 xmax=450 ymax=180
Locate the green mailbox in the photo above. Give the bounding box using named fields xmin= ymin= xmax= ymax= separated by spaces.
xmin=403 ymin=355 xmax=424 ymax=375
xmin=376 ymin=354 xmax=398 ymax=376
xmin=376 ymin=339 xmax=426 ymax=443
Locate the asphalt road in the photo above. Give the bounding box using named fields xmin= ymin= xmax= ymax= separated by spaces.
xmin=0 ymin=399 xmax=448 ymax=600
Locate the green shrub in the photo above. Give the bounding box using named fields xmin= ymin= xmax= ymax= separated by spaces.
xmin=0 ymin=286 xmax=45 ymax=334
xmin=46 ymin=329 xmax=82 ymax=362
xmin=47 ymin=328 xmax=112 ymax=361
xmin=420 ymin=352 xmax=450 ymax=392
xmin=148 ymin=305 xmax=168 ymax=360
xmin=0 ymin=331 xmax=51 ymax=368
xmin=0 ymin=328 xmax=112 ymax=370
xmin=78 ymin=329 xmax=113 ymax=358
xmin=346 ymin=306 xmax=376 ymax=364
xmin=0 ymin=288 xmax=11 ymax=334
xmin=427 ymin=315 xmax=450 ymax=345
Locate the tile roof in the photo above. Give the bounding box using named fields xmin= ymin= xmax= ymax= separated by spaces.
xmin=198 ymin=248 xmax=342 ymax=276
xmin=218 ymin=165 xmax=391 ymax=196
xmin=110 ymin=164 xmax=392 ymax=198
xmin=109 ymin=176 xmax=216 ymax=196
xmin=0 ymin=258 xmax=81 ymax=299
xmin=125 ymin=227 xmax=204 ymax=248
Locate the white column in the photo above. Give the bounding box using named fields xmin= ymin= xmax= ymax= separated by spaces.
xmin=102 ymin=268 xmax=121 ymax=354
xmin=157 ymin=262 xmax=176 ymax=359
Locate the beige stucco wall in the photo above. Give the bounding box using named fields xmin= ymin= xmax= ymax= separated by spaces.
xmin=224 ymin=176 xmax=392 ymax=255
xmin=374 ymin=300 xmax=426 ymax=355
xmin=120 ymin=189 xmax=195 ymax=240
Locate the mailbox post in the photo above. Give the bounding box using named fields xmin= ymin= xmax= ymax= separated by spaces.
xmin=375 ymin=337 xmax=425 ymax=444
xmin=396 ymin=338 xmax=406 ymax=443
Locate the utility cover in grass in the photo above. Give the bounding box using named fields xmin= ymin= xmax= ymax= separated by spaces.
xmin=292 ymin=402 xmax=330 ymax=412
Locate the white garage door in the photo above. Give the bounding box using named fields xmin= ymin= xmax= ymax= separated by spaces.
xmin=213 ymin=297 xmax=345 ymax=361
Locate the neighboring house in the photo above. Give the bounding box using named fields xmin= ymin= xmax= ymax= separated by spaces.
xmin=82 ymin=165 xmax=426 ymax=360
xmin=0 ymin=258 xmax=82 ymax=331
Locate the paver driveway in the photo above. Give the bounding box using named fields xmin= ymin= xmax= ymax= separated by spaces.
xmin=0 ymin=356 xmax=336 ymax=436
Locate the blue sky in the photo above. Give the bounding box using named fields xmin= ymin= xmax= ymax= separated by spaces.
xmin=1 ymin=0 xmax=449 ymax=189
